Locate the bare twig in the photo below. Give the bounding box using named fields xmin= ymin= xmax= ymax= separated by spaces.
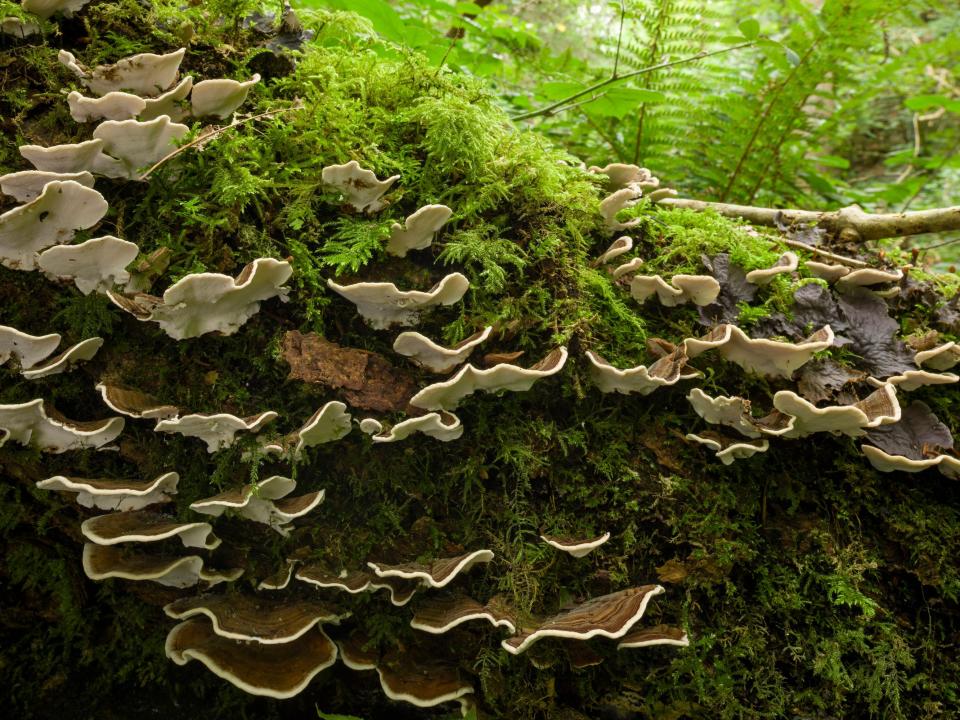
xmin=612 ymin=1 xmax=626 ymax=78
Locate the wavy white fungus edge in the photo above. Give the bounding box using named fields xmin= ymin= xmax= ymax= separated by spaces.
xmin=0 ymin=398 xmax=124 ymax=453
xmin=876 ymin=369 xmax=959 ymax=392
xmin=409 ymin=599 xmax=517 ymax=635
xmin=0 ymin=325 xmax=61 ymax=369
xmin=599 ymin=187 xmax=642 ymax=232
xmin=593 ymin=235 xmax=633 ymax=266
xmin=290 ymin=401 xmax=353 ymax=457
xmin=915 ymin=342 xmax=960 ymax=371
xmin=62 ymin=47 xmax=186 ymax=97
xmin=744 ymin=252 xmax=798 ymax=285
xmin=377 ymin=667 xmax=475 ymax=716
xmin=321 ymin=160 xmax=400 ymax=214
xmin=67 ymin=90 xmax=146 ymax=122
xmin=140 ymin=76 xmax=194 ymax=121
xmin=155 ymin=411 xmax=278 ymax=453
xmin=0 ymin=170 xmax=95 ymax=202
xmin=585 ymin=349 xmax=699 ymax=396
xmin=861 ymin=444 xmax=960 ymax=480
xmin=81 ymin=514 xmax=220 ymax=549
xmin=372 ymin=412 xmax=463 ymax=443
xmin=109 ymin=257 xmax=293 ymax=339
xmin=684 ymin=324 xmax=835 ymax=378
xmin=18 ymin=138 xmax=113 ymax=174
xmin=629 ymin=274 xmax=721 ymax=307
xmin=38 ymin=235 xmax=139 ymax=295
xmin=386 ymin=204 xmax=453 ymax=257
xmin=91 ymin=115 xmax=190 ymax=179
xmin=773 ymin=384 xmax=901 ymax=438
xmin=617 ymin=628 xmax=691 ymax=649
xmin=191 ymin=74 xmax=261 ymax=119
xmin=501 ymin=585 xmax=665 ymax=655
xmin=22 ymin=337 xmax=103 ymax=379
xmin=392 ymin=326 xmax=491 ymax=374
xmin=686 ymin=387 xmax=795 ymax=439
xmin=95 ymin=383 xmax=179 ymax=420
xmin=684 ymin=433 xmax=770 ymax=465
xmin=37 ymin=471 xmax=178 ymax=511
xmin=190 ymin=476 xmax=324 ymax=537
xmin=0 ymin=180 xmax=108 ymax=270
xmin=541 ymin=532 xmax=611 ymax=558
xmin=367 ymin=549 xmax=495 ymax=589
xmin=327 ymin=272 xmax=469 ymax=330
xmin=81 ymin=544 xmax=206 ymax=587
xmin=410 ymin=347 xmax=568 ymax=411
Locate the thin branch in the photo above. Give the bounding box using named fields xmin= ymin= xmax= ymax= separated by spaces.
xmin=612 ymin=1 xmax=626 ymax=79
xmin=579 ymin=109 xmax=628 ymax=159
xmin=511 ymin=41 xmax=756 ymax=122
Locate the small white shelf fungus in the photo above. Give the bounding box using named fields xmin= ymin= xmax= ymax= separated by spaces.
xmin=599 ymin=187 xmax=642 ymax=232
xmin=358 ymin=418 xmax=383 ymax=435
xmin=19 ymin=138 xmax=109 ymax=173
xmin=321 ymin=160 xmax=400 ymax=213
xmin=385 ymin=204 xmax=453 ymax=257
xmin=81 ymin=510 xmax=220 ymax=549
xmin=66 ymin=90 xmax=146 ymax=122
xmin=684 ymin=433 xmax=770 ymax=465
xmin=288 ymin=400 xmax=352 ymax=457
xmin=0 ymin=399 xmax=124 ymax=453
xmin=1 ymin=17 xmax=39 ymax=37
xmin=165 ymin=620 xmax=338 ymax=699
xmin=593 ymin=235 xmax=633 ymax=266
xmin=91 ymin=115 xmax=190 ymax=179
xmin=588 ymin=163 xmax=653 ymax=190
xmin=37 ymin=472 xmax=179 ymax=511
xmin=611 ymin=256 xmax=643 ymax=280
xmin=22 ymin=0 xmax=91 ymax=19
xmin=296 ymin=566 xmax=418 ymax=607
xmin=0 ymin=170 xmax=94 ymax=202
xmin=836 ymin=267 xmax=903 ymax=289
xmin=155 ymin=411 xmax=278 ymax=452
xmin=686 ymin=388 xmax=795 ymax=439
xmin=392 ymin=326 xmax=492 ymax=373
xmin=96 ymin=383 xmax=179 ymax=420
xmin=501 ymin=585 xmax=665 ymax=655
xmin=191 ymin=74 xmax=261 ymax=118
xmin=367 ymin=549 xmax=494 ymax=589
xmin=409 ymin=347 xmax=568 ymax=411
xmin=372 ymin=411 xmax=463 ymax=443
xmin=772 ymin=383 xmax=901 ymax=438
xmin=805 ymin=260 xmax=852 ymax=283
xmin=617 ymin=625 xmax=690 ymax=650
xmin=861 ymin=444 xmax=960 ymax=480
xmin=62 ymin=47 xmax=187 ymax=97
xmin=164 ymin=594 xmax=344 ymax=645
xmin=38 ymin=235 xmax=139 ymax=295
xmin=915 ymin=342 xmax=960 ymax=371
xmin=0 ymin=180 xmax=108 ymax=270
xmin=140 ymin=76 xmax=194 ymax=121
xmin=327 ymin=272 xmax=469 ymax=330
xmin=377 ymin=656 xmax=475 ymax=716
xmin=20 ymin=337 xmax=102 ymax=379
xmin=630 ymin=274 xmax=721 ymax=307
xmin=0 ymin=325 xmax=61 ymax=370
xmin=745 ymin=252 xmax=799 ymax=285
xmin=540 ymin=532 xmax=611 ymax=558
xmin=81 ymin=544 xmax=207 ymax=587
xmin=109 ymin=257 xmax=293 ymax=339
xmin=683 ymin=324 xmax=835 ymax=378
xmin=190 ymin=475 xmax=324 ymax=536
xmin=880 ymin=369 xmax=959 ymax=392
xmin=586 ymin=348 xmax=699 ymax=396
xmin=410 ymin=594 xmax=517 ymax=635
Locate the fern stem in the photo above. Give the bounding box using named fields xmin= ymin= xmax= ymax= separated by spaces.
xmin=630 ymin=1 xmax=669 ymax=164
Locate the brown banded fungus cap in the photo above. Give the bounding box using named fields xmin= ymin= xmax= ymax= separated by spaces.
xmin=586 ymin=347 xmax=699 ymax=396
xmin=409 ymin=347 xmax=568 ymax=411
xmin=617 ymin=624 xmax=690 ymax=650
xmin=165 ymin=620 xmax=337 ymax=699
xmin=96 ymin=383 xmax=179 ymax=420
xmin=772 ymin=383 xmax=901 ymax=438
xmin=37 ymin=471 xmax=179 ymax=511
xmin=0 ymin=399 xmax=124 ymax=452
xmin=367 ymin=549 xmax=494 ymax=589
xmin=321 ymin=160 xmax=400 ymax=213
xmin=372 ymin=411 xmax=463 ymax=443
xmin=630 ymin=274 xmax=721 ymax=307
xmin=296 ymin=566 xmax=419 ymax=607
xmin=60 ymin=47 xmax=187 ymax=97
xmin=744 ymin=252 xmax=798 ymax=285
xmin=81 ymin=510 xmax=220 ymax=549
xmin=38 ymin=235 xmax=139 ymax=294
xmin=191 ymin=74 xmax=261 ymax=118
xmin=0 ymin=170 xmax=95 ymax=202
xmin=540 ymin=532 xmax=611 ymax=558
xmin=0 ymin=325 xmax=61 ymax=370
xmin=82 ymin=544 xmax=206 ymax=587
xmin=0 ymin=180 xmax=108 ymax=270
xmin=410 ymin=593 xmax=517 ymax=635
xmin=686 ymin=387 xmax=795 ymax=438
xmin=386 ymin=204 xmax=453 ymax=257
xmin=155 ymin=411 xmax=278 ymax=453
xmin=683 ymin=324 xmax=835 ymax=378
xmin=393 ymin=326 xmax=492 ymax=373
xmin=258 ymin=560 xmax=297 ymax=591
xmin=501 ymin=585 xmax=665 ymax=655
xmin=190 ymin=475 xmax=324 ymax=536
xmin=21 ymin=337 xmax=103 ymax=379
xmin=164 ymin=594 xmax=344 ymax=644
xmin=66 ymin=90 xmax=146 ymax=122
xmin=109 ymin=257 xmax=292 ymax=339
xmin=337 ymin=632 xmax=379 ymax=671
xmin=684 ymin=432 xmax=770 ymax=465
xmin=376 ymin=649 xmax=475 ymax=716
xmin=327 ymin=272 xmax=469 ymax=329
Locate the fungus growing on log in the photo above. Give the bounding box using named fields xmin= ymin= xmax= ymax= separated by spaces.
xmin=0 ymin=170 xmax=94 ymax=202
xmin=96 ymin=383 xmax=179 ymax=420
xmin=410 ymin=594 xmax=517 ymax=634
xmin=164 ymin=620 xmax=337 ymax=698
xmin=630 ymin=274 xmax=721 ymax=307
xmin=684 ymin=324 xmax=835 ymax=378
xmin=81 ymin=510 xmax=220 ymax=549
xmin=258 ymin=560 xmax=297 ymax=591
xmin=36 ymin=471 xmax=179 ymax=511
xmin=611 ymin=256 xmax=644 ymax=280
xmin=296 ymin=566 xmax=419 ymax=606
xmin=599 ymin=187 xmax=642 ymax=231
xmin=878 ymin=368 xmax=959 ymax=392
xmin=617 ymin=624 xmax=690 ymax=649
xmin=372 ymin=411 xmax=463 ymax=443
xmin=409 ymin=347 xmax=568 ymax=410
xmin=686 ymin=388 xmax=795 ymax=439
xmin=586 ymin=348 xmax=698 ymax=395
xmin=367 ymin=549 xmax=494 ymax=589
xmin=38 ymin=236 xmax=139 ymax=295
xmin=61 ymin=47 xmax=187 ymax=97
xmin=108 ymin=258 xmax=292 ymax=339
xmin=915 ymin=342 xmax=960 ymax=371
xmin=190 ymin=74 xmax=261 ymax=118
xmin=0 ymin=399 xmax=124 ymax=452
xmin=327 ymin=272 xmax=469 ymax=329
xmin=91 ymin=116 xmax=190 ymax=179
xmin=744 ymin=252 xmax=798 ymax=285
xmin=684 ymin=432 xmax=770 ymax=465
xmin=66 ymin=90 xmax=146 ymax=122
xmin=283 ymin=401 xmax=353 ymax=457
xmin=392 ymin=327 xmax=492 ymax=374
xmin=140 ymin=76 xmax=194 ymax=121
xmin=155 ymin=411 xmax=278 ymax=452
xmin=321 ymin=160 xmax=400 ymax=213
xmin=501 ymin=585 xmax=665 ymax=655
xmin=386 ymin=204 xmax=453 ymax=257
xmin=592 ymin=235 xmax=633 ymax=266
xmin=190 ymin=475 xmax=324 ymax=536
xmin=540 ymin=532 xmax=611 ymax=558
xmin=19 ymin=139 xmax=110 ymax=174
xmin=836 ymin=267 xmax=903 ymax=289
xmin=772 ymin=383 xmax=901 ymax=437
xmin=0 ymin=180 xmax=108 ymax=269
xmin=588 ymin=163 xmax=653 ymax=190
xmin=81 ymin=544 xmax=206 ymax=587
xmin=376 ymin=650 xmax=475 ymax=716
xmin=20 ymin=337 xmax=102 ymax=379
xmin=860 ymin=401 xmax=960 ymax=480
xmin=337 ymin=632 xmax=379 ymax=671
xmin=0 ymin=325 xmax=61 ymax=370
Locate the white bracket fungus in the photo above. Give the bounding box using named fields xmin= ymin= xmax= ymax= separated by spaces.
xmin=611 ymin=256 xmax=643 ymax=280
xmin=327 ymin=272 xmax=469 ymax=330
xmin=38 ymin=235 xmax=139 ymax=294
xmin=108 ymin=257 xmax=293 ymax=339
xmin=593 ymin=235 xmax=633 ymax=266
xmin=81 ymin=510 xmax=220 ymax=549
xmin=91 ymin=116 xmax=190 ymax=179
xmin=683 ymin=324 xmax=835 ymax=378
xmin=191 ymin=74 xmax=261 ymax=118
xmin=540 ymin=532 xmax=611 ymax=558
xmin=321 ymin=160 xmax=400 ymax=213
xmin=66 ymin=90 xmax=146 ymax=122
xmin=0 ymin=170 xmax=94 ymax=202
xmin=588 ymin=163 xmax=653 ymax=190
xmin=62 ymin=47 xmax=187 ymax=97
xmin=386 ymin=204 xmax=453 ymax=257
xmin=409 ymin=347 xmax=568 ymax=411
xmin=155 ymin=411 xmax=278 ymax=452
xmin=586 ymin=348 xmax=699 ymax=395
xmin=0 ymin=325 xmax=61 ymax=370
xmin=0 ymin=399 xmax=123 ymax=452
xmin=599 ymin=187 xmax=642 ymax=232
xmin=915 ymin=342 xmax=960 ymax=371
xmin=359 ymin=418 xmax=383 ymax=435
xmin=771 ymin=383 xmax=901 ymax=438
xmin=630 ymin=274 xmax=721 ymax=307
xmin=372 ymin=411 xmax=463 ymax=443
xmin=392 ymin=326 xmax=492 ymax=373
xmin=19 ymin=138 xmax=111 ymax=174
xmin=37 ymin=472 xmax=179 ymax=511
xmin=0 ymin=180 xmax=108 ymax=269
xmin=22 ymin=0 xmax=91 ymax=19
xmin=96 ymin=383 xmax=179 ymax=420
xmin=745 ymin=252 xmax=798 ymax=285
xmin=684 ymin=433 xmax=770 ymax=465
xmin=874 ymin=369 xmax=959 ymax=392
xmin=190 ymin=475 xmax=324 ymax=536
xmin=140 ymin=76 xmax=194 ymax=121
xmin=861 ymin=444 xmax=960 ymax=480
xmin=805 ymin=261 xmax=904 ymax=288
xmin=21 ymin=336 xmax=103 ymax=379
xmin=686 ymin=388 xmax=795 ymax=439
xmin=274 ymin=400 xmax=353 ymax=457
xmin=367 ymin=549 xmax=494 ymax=589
